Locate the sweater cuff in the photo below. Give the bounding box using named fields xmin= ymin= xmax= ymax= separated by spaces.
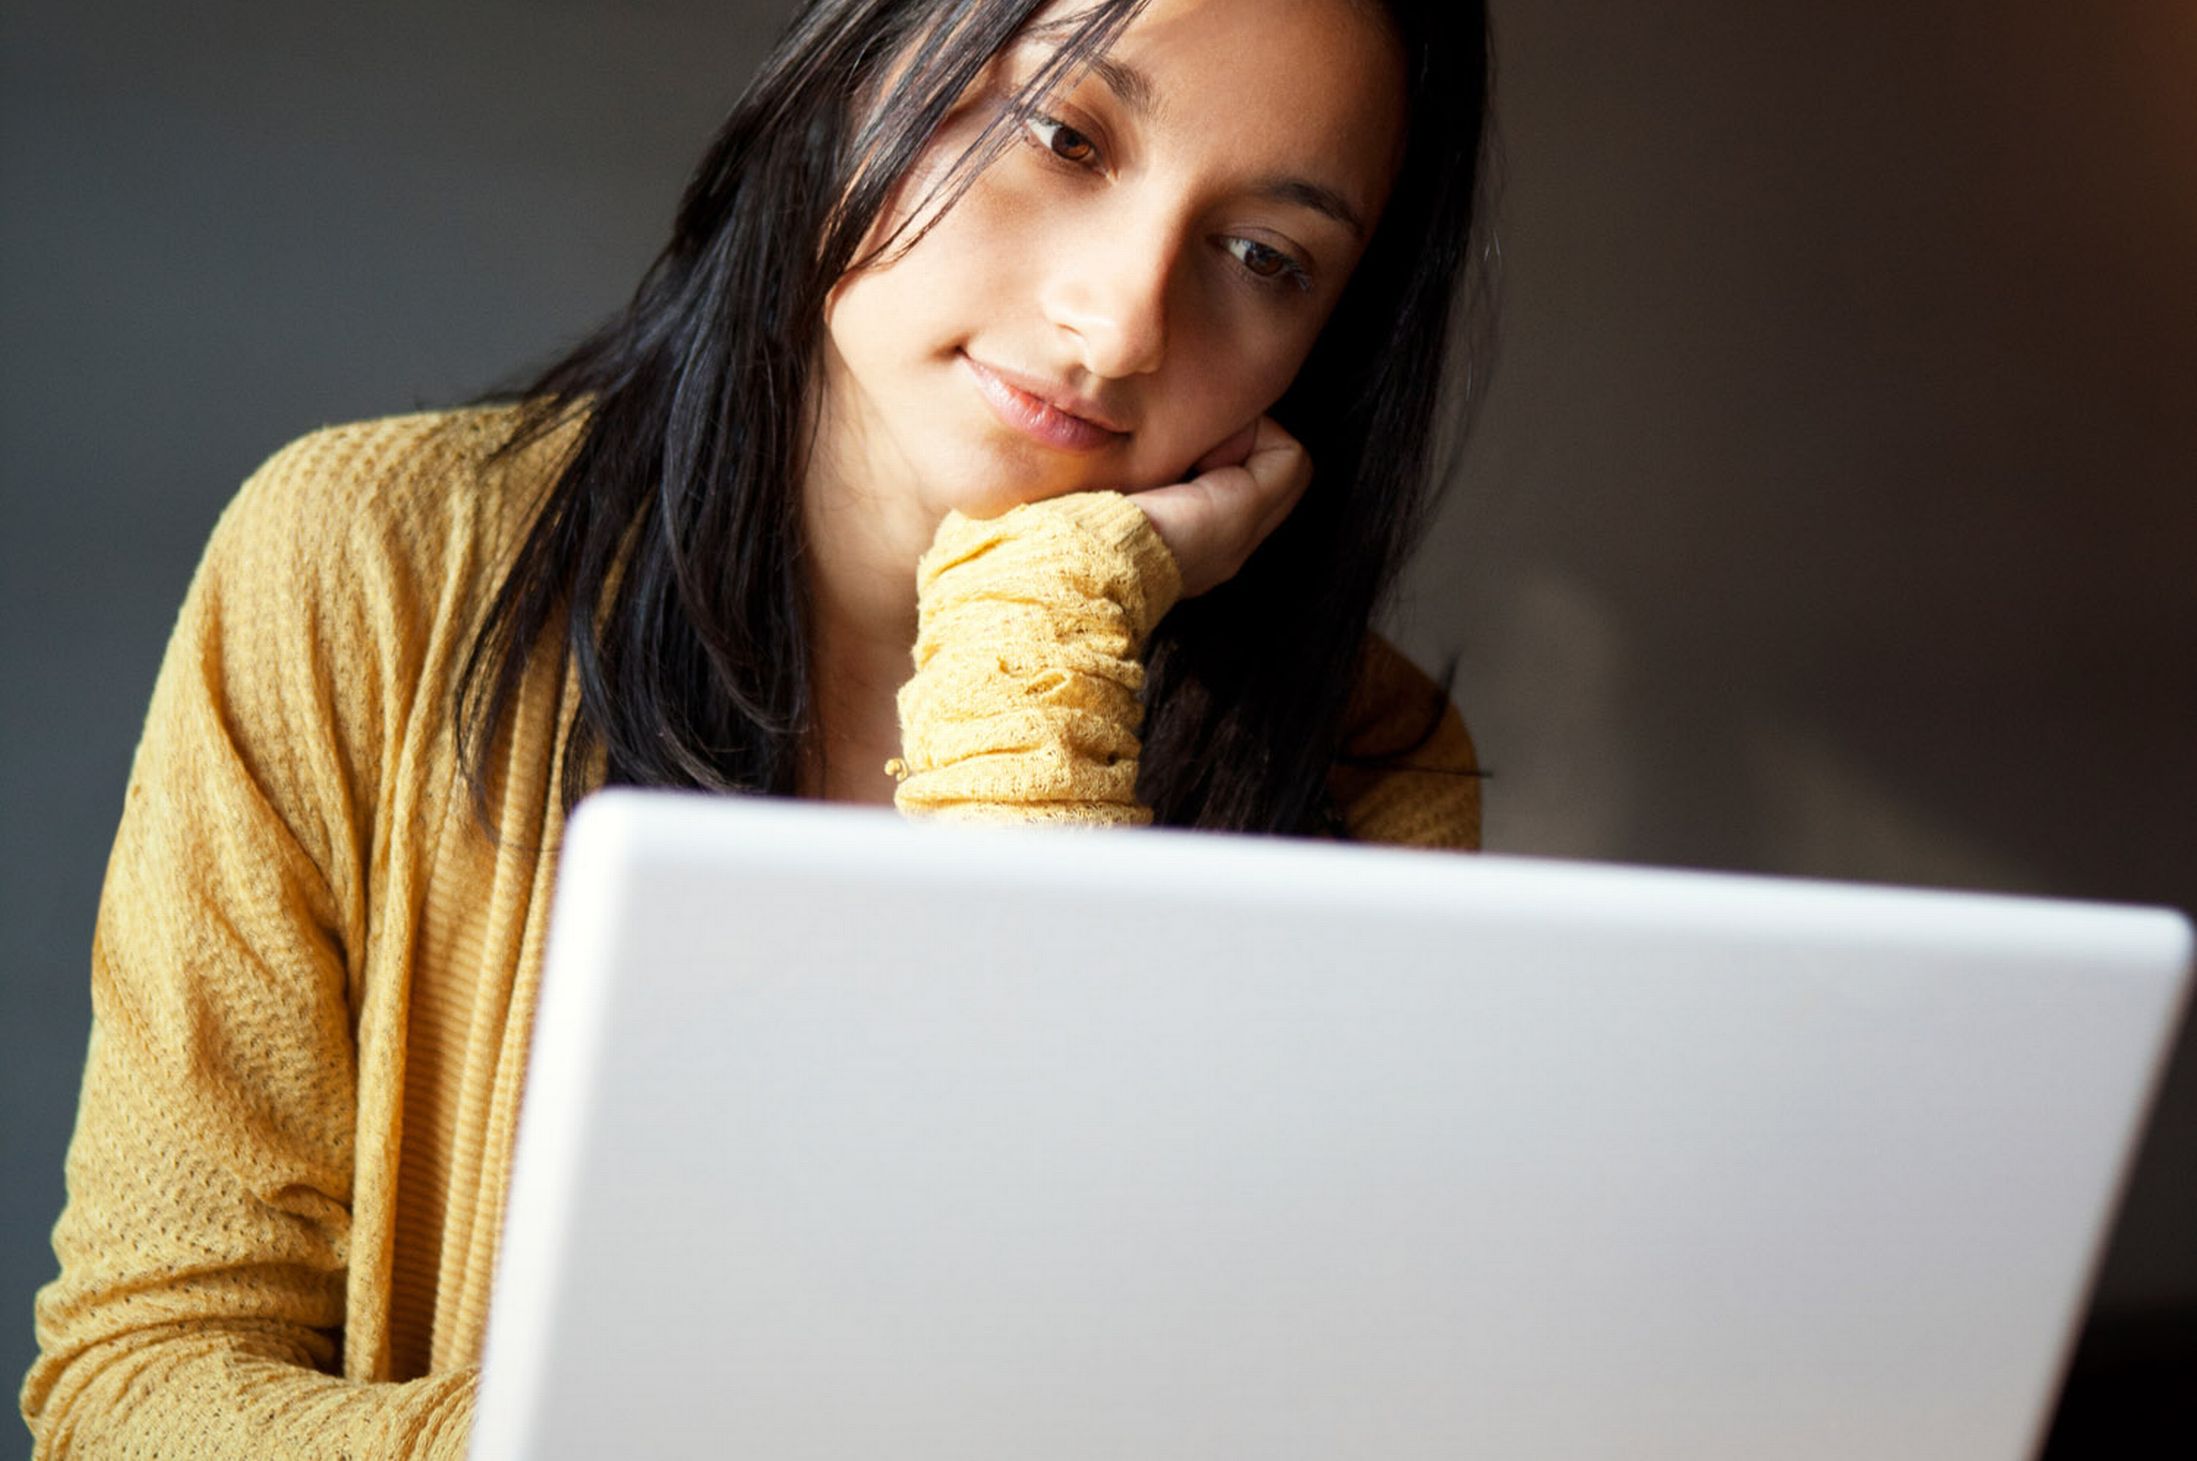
xmin=1035 ymin=490 xmax=1184 ymax=640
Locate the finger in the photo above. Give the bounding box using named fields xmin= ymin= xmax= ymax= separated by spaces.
xmin=1189 ymin=420 xmax=1260 ymax=476
xmin=1239 ymin=417 xmax=1311 ymax=513
xmin=1242 ymin=413 xmax=1303 ymax=468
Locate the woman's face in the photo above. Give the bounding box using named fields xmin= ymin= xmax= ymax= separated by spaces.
xmin=816 ymin=0 xmax=1407 ymax=521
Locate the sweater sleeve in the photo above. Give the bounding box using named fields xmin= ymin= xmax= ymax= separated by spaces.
xmin=19 ymin=434 xmax=476 ymax=1457
xmin=885 ymin=491 xmax=1481 ymax=849
xmin=889 ymin=490 xmax=1181 ymax=824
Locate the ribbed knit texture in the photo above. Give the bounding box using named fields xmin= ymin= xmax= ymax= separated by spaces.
xmin=21 ymin=407 xmax=1479 ymax=1458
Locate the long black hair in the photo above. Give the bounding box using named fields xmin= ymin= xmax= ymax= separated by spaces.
xmin=457 ymin=0 xmax=1493 ymax=836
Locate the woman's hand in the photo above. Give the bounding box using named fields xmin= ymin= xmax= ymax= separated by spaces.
xmin=1129 ymin=414 xmax=1311 ymax=599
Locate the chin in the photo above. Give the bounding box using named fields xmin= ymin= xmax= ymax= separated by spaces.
xmin=922 ymin=444 xmax=1100 ymax=521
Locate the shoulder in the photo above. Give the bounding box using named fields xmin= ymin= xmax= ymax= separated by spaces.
xmin=1326 ymin=632 xmax=1482 ymax=850
xmin=168 ymin=404 xmax=581 ymax=788
xmin=194 ymin=402 xmax=585 ymax=670
xmin=220 ymin=403 xmax=567 ymax=585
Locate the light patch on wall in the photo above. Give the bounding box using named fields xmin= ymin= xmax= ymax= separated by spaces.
xmin=1740 ymin=713 xmax=2037 ymax=895
xmin=1468 ymin=568 xmax=1634 ymax=859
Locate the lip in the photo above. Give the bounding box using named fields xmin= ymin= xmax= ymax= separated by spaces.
xmin=960 ymin=352 xmax=1129 ymax=452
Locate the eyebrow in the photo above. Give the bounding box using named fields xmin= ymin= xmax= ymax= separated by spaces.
xmin=1021 ymin=20 xmax=1165 ymax=123
xmin=1244 ymin=175 xmax=1367 ymax=240
xmin=1017 ymin=21 xmax=1368 ymax=240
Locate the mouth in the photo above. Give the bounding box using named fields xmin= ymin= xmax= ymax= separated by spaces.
xmin=959 ymin=351 xmax=1129 ymax=453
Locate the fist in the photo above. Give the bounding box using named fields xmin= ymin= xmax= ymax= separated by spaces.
xmin=1130 ymin=416 xmax=1312 ymax=599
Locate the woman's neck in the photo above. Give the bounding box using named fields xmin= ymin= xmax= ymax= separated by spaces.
xmin=797 ymin=605 xmax=911 ymax=805
xmin=796 ymin=405 xmax=936 ymax=806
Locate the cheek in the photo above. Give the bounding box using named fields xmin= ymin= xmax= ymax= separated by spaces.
xmin=824 ymin=259 xmax=960 ymax=391
xmin=1141 ymin=321 xmax=1318 ymax=467
xmin=1239 ymin=334 xmax=1316 ymax=411
xmin=827 ymin=188 xmax=1032 ymax=367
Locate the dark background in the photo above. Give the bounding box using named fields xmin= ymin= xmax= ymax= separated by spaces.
xmin=4 ymin=0 xmax=2191 ymax=1454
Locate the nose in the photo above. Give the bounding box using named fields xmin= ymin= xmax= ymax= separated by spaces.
xmin=1040 ymin=212 xmax=1178 ymax=380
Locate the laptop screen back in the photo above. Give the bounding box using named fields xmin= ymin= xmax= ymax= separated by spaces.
xmin=473 ymin=789 xmax=2190 ymax=1461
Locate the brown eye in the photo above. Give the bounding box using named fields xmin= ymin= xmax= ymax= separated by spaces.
xmin=1028 ymin=113 xmax=1099 ymax=167
xmin=1224 ymin=237 xmax=1314 ymax=294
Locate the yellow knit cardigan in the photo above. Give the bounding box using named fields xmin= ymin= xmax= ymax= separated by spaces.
xmin=22 ymin=407 xmax=1480 ymax=1458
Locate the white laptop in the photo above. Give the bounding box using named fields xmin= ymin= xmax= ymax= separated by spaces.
xmin=470 ymin=788 xmax=2190 ymax=1461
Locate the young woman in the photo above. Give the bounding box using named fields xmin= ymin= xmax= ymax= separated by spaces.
xmin=23 ymin=0 xmax=1490 ymax=1453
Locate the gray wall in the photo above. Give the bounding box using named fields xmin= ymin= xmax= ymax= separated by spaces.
xmin=4 ymin=0 xmax=2190 ymax=1452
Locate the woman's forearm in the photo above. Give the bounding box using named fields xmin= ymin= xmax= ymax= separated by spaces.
xmin=889 ymin=490 xmax=1182 ymax=824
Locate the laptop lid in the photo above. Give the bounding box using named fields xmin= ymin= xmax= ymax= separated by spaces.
xmin=472 ymin=788 xmax=2190 ymax=1461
